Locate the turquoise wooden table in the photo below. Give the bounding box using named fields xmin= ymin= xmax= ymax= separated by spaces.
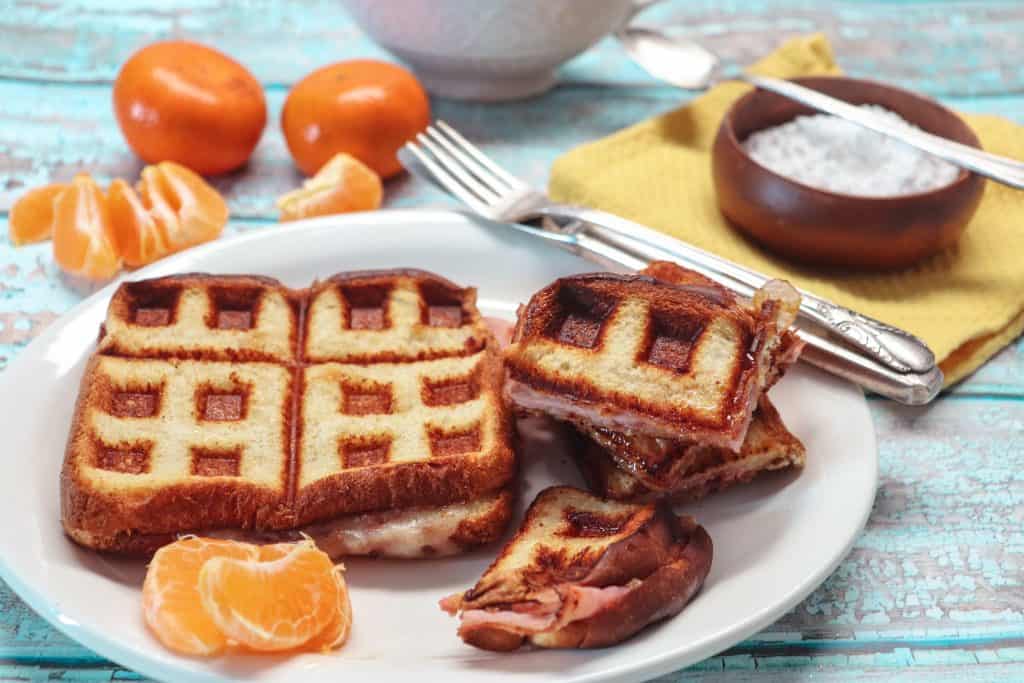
xmin=2 ymin=1 xmax=1024 ymax=681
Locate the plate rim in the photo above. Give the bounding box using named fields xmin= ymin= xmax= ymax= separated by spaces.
xmin=0 ymin=209 xmax=878 ymax=683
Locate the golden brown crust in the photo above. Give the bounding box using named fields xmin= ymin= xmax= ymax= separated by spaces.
xmin=641 ymin=262 xmax=804 ymax=392
xmin=461 ymin=627 xmax=526 ymax=652
xmin=455 ymin=487 xmax=663 ymax=610
xmin=449 ymin=488 xmax=514 ymax=550
xmin=65 ymin=488 xmax=515 ymax=559
xmin=62 ymin=269 xmax=517 ymax=555
xmin=291 ymin=453 xmax=514 ymax=525
xmin=62 ymin=526 xmax=177 ymax=557
xmin=324 ymin=268 xmax=470 ymax=290
xmin=639 ymin=262 xmax=735 ymax=299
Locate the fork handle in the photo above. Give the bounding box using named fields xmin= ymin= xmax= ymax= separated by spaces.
xmin=536 ymin=206 xmax=942 ymax=405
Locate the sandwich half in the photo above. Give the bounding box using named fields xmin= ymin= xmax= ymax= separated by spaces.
xmin=504 ymin=265 xmax=800 ymax=452
xmin=440 ymin=486 xmax=712 ymax=650
xmin=61 ymin=270 xmax=516 ymax=558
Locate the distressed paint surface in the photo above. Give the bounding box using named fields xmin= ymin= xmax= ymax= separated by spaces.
xmin=1 ymin=1 xmax=1024 ymax=681
xmin=1 ymin=1 xmax=1023 ymax=97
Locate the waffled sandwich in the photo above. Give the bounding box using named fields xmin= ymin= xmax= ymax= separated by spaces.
xmin=505 ymin=262 xmax=804 ymax=501
xmin=440 ymin=486 xmax=712 ymax=650
xmin=61 ymin=270 xmax=515 ymax=557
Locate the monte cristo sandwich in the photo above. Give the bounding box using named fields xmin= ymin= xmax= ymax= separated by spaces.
xmin=61 ymin=270 xmax=515 ymax=557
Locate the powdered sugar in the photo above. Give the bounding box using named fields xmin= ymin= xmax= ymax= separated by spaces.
xmin=742 ymin=105 xmax=960 ymax=197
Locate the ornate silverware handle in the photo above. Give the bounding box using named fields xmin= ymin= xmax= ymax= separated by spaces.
xmin=796 ymin=291 xmax=933 ymax=374
xmin=536 ymin=204 xmax=938 ymax=375
xmin=744 ymin=74 xmax=1024 ymax=190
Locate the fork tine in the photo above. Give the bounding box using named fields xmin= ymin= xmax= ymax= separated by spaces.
xmin=424 ymin=124 xmax=515 ymax=196
xmin=435 ymin=120 xmax=523 ymax=189
xmin=403 ymin=140 xmax=491 ymax=215
xmin=415 ymin=132 xmax=504 ymax=205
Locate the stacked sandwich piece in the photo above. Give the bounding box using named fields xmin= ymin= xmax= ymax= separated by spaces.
xmin=61 ymin=270 xmax=515 ymax=557
xmin=505 ymin=261 xmax=807 ymax=503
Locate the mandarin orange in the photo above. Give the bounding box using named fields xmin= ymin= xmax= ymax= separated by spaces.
xmin=114 ymin=41 xmax=266 ymax=175
xmin=253 ymin=543 xmax=353 ymax=653
xmin=281 ymin=60 xmax=429 ymax=178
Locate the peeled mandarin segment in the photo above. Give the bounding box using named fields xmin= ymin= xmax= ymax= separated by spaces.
xmin=136 ymin=161 xmax=228 ymax=252
xmin=198 ymin=541 xmax=339 ymax=652
xmin=154 ymin=161 xmax=229 ymax=246
xmin=136 ymin=166 xmax=181 ymax=248
xmin=302 ymin=569 xmax=352 ymax=652
xmin=108 ymin=178 xmax=171 ymax=267
xmin=256 ymin=543 xmax=352 ymax=653
xmin=9 ymin=184 xmax=66 ymax=246
xmin=51 ymin=174 xmax=122 ymax=280
xmin=276 ymin=152 xmax=382 ymax=222
xmin=233 ymin=542 xmax=351 ymax=654
xmin=142 ymin=537 xmax=259 ymax=656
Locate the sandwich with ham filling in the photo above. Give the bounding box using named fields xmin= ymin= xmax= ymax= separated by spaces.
xmin=505 ymin=262 xmax=805 ymax=503
xmin=440 ymin=486 xmax=712 ymax=650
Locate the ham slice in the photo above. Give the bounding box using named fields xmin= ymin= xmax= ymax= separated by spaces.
xmin=483 ymin=316 xmax=515 ymax=349
xmin=452 ymin=584 xmax=635 ymax=638
xmin=460 ymin=607 xmax=555 ymax=634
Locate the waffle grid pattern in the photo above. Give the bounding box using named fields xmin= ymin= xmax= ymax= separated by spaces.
xmin=86 ymin=356 xmax=291 ymax=488
xmin=71 ymin=272 xmax=504 ymax=518
xmin=512 ymin=277 xmax=754 ymax=421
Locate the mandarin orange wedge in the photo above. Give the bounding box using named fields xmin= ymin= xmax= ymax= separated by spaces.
xmin=108 ymin=178 xmax=171 ymax=267
xmin=9 ymin=183 xmax=66 ymax=245
xmin=136 ymin=161 xmax=228 ymax=252
xmin=198 ymin=539 xmax=341 ymax=652
xmin=142 ymin=537 xmax=258 ymax=656
xmin=51 ymin=173 xmax=121 ymax=280
xmin=301 ymin=570 xmax=352 ymax=652
xmin=276 ymin=152 xmax=382 ymax=222
xmin=254 ymin=544 xmax=352 ymax=653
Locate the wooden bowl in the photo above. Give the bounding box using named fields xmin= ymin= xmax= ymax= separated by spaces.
xmin=711 ymin=76 xmax=985 ymax=270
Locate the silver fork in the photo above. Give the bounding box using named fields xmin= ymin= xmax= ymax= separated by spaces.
xmin=401 ymin=120 xmax=944 ymax=405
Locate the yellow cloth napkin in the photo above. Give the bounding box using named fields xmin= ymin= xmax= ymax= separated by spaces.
xmin=549 ymin=34 xmax=1024 ymax=386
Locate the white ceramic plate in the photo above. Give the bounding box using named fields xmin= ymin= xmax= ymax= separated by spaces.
xmin=0 ymin=210 xmax=877 ymax=683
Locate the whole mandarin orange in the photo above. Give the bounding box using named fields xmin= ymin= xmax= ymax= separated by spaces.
xmin=113 ymin=41 xmax=266 ymax=176
xmin=281 ymin=60 xmax=430 ymax=178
